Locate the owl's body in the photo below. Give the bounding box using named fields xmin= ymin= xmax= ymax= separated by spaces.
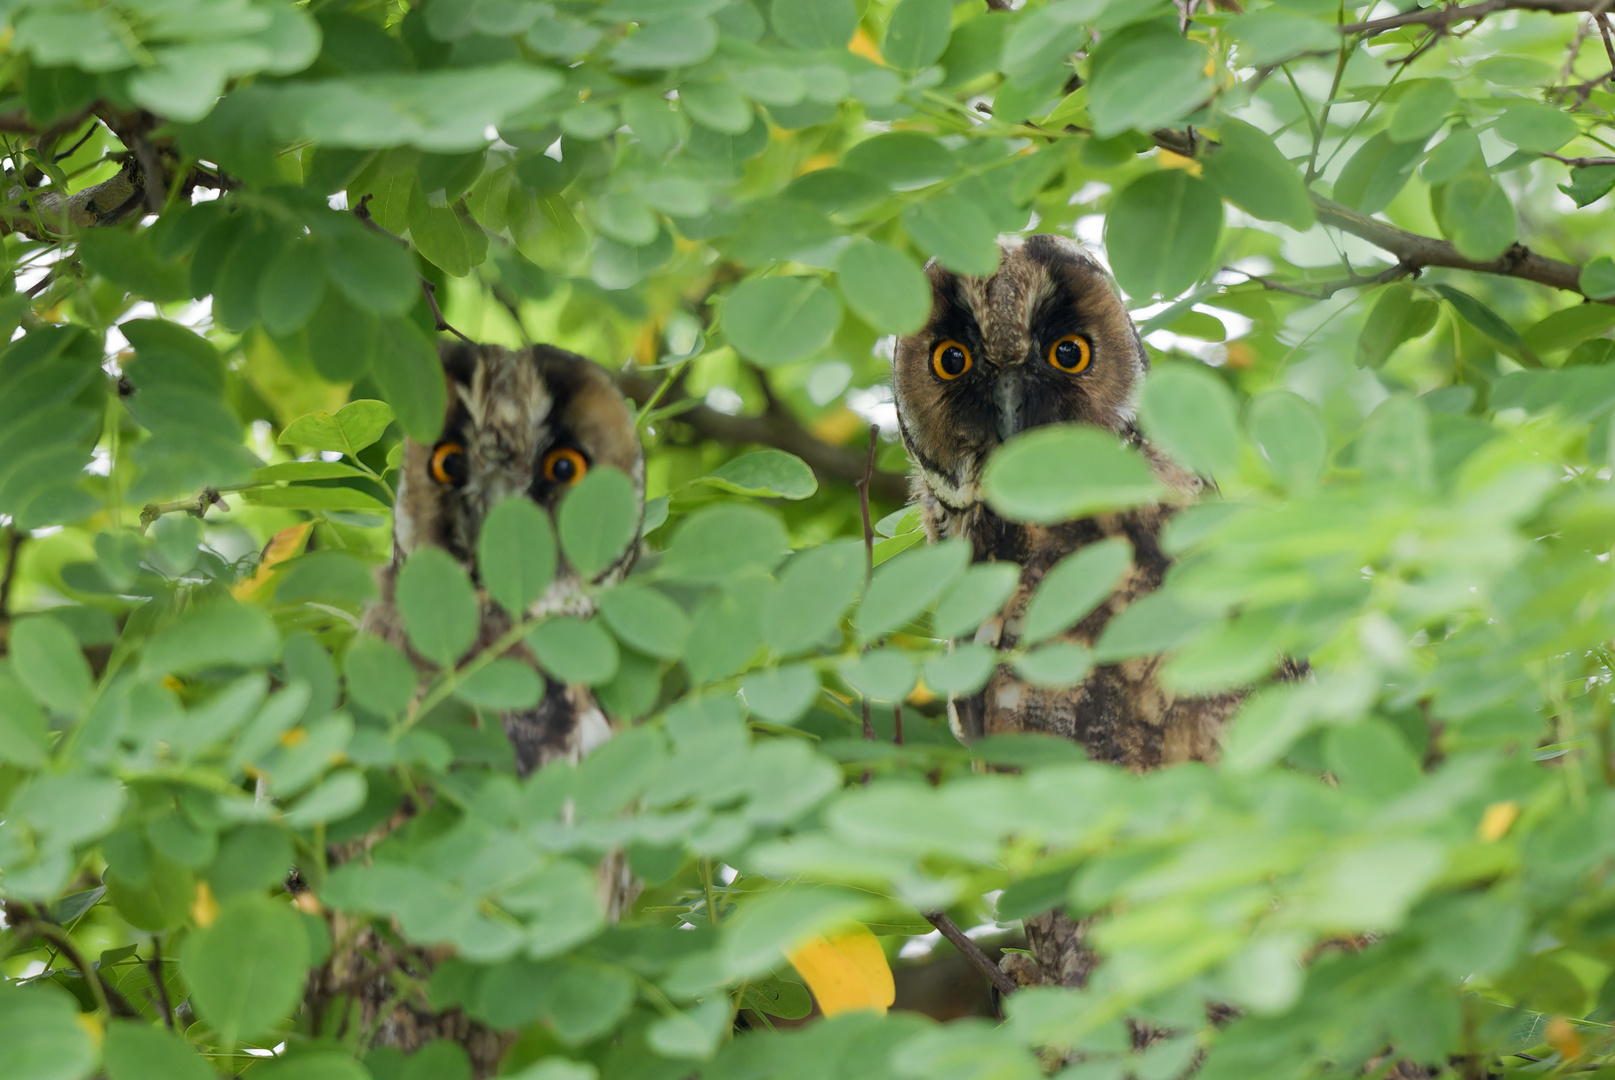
xmin=318 ymin=342 xmax=644 ymax=1075
xmin=893 ymin=234 xmax=1238 ymax=773
xmin=893 ymin=235 xmax=1241 ymax=991
xmin=369 ymin=340 xmax=644 ymax=773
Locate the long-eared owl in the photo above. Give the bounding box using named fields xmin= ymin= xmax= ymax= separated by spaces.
xmin=893 ymin=233 xmax=1243 ymax=772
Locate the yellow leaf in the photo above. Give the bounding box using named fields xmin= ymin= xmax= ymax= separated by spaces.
xmin=279 ymin=726 xmax=308 ymax=748
xmin=1157 ymin=150 xmax=1204 ymax=178
xmin=1478 ymin=800 xmax=1519 ymax=842
xmin=294 ymin=891 xmax=324 ymax=915
xmin=232 ymin=522 xmax=313 ymax=601
xmin=797 ymin=152 xmax=839 ymax=176
xmin=1548 ymin=1017 xmax=1583 ymax=1060
xmin=849 ymin=27 xmax=884 ymax=65
xmin=787 ymin=924 xmax=894 ymax=1017
xmin=192 ymin=880 xmax=220 ymax=928
xmin=907 ymin=679 xmax=937 ymax=706
xmin=810 ymin=407 xmax=866 ymax=445
xmin=76 ymin=1012 xmax=104 ymax=1044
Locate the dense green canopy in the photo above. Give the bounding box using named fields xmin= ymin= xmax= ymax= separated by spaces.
xmin=4 ymin=0 xmax=1615 ymax=1077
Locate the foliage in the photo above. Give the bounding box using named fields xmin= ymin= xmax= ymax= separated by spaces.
xmin=3 ymin=1 xmax=1615 ymax=1079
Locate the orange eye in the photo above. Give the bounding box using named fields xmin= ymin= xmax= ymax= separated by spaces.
xmin=1048 ymin=334 xmax=1091 ymax=373
xmin=430 ymin=441 xmax=466 ymax=485
xmin=543 ymin=447 xmax=588 ymax=486
xmin=931 ymin=339 xmax=972 ymax=380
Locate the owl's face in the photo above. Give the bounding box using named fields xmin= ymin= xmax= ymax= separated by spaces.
xmin=892 ymin=234 xmax=1148 ymax=512
xmin=394 ymin=342 xmax=644 ymax=582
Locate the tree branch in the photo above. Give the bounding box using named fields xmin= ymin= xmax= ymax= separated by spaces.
xmin=616 ymin=371 xmax=910 ymax=503
xmin=1339 ymin=0 xmax=1611 ymax=36
xmin=1154 ymin=129 xmax=1595 ymax=298
xmin=924 ymin=911 xmax=1020 ymax=999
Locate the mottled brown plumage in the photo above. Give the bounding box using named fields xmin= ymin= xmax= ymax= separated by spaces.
xmin=371 ymin=340 xmax=645 ymax=773
xmin=893 ymin=234 xmax=1242 ymax=993
xmin=317 ymin=342 xmax=644 ymax=1076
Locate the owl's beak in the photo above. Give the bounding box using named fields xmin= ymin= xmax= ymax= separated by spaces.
xmin=994 ymin=371 xmax=1026 ymax=442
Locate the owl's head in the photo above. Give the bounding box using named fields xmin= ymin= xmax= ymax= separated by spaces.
xmin=892 ymin=234 xmax=1147 ymax=510
xmin=394 ymin=342 xmax=644 ymax=581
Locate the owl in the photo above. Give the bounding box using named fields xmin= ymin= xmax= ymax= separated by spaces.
xmin=892 ymin=233 xmax=1241 ymax=770
xmin=316 ymin=342 xmax=645 ymax=1070
xmin=373 ymin=339 xmax=646 ymax=774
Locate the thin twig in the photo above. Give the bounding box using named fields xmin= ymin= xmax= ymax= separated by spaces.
xmin=0 ymin=526 xmax=21 ymax=621
xmin=893 ymin=702 xmax=905 ymax=746
xmin=148 ymin=938 xmax=175 ymax=1029
xmin=1230 ymin=260 xmax=1417 ymax=299
xmin=924 ymin=911 xmax=1019 ymax=998
xmin=127 ymin=134 xmax=166 ymax=215
xmin=1340 ymin=0 xmax=1612 ymax=37
xmin=354 ymin=194 xmax=476 ymax=345
xmin=51 ymin=122 xmax=101 ymax=164
xmin=15 ymin=914 xmax=139 ymax=1017
xmin=1546 ymin=151 xmax=1615 ymax=166
xmin=856 ymin=424 xmax=879 ymax=751
xmin=138 ymin=485 xmax=235 ymax=533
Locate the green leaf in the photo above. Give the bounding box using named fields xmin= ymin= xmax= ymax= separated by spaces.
xmin=1200 ymin=118 xmax=1314 ymax=231
xmin=724 ymin=277 xmax=843 ymax=367
xmin=699 ymin=450 xmax=818 ymax=499
xmin=1432 ymin=175 xmax=1517 ymax=261
xmin=344 ymin=635 xmax=418 ymax=717
xmin=1022 ymin=539 xmax=1132 ymax=646
xmin=902 ymin=196 xmax=1002 ymax=277
xmin=983 ymin=426 xmax=1165 ymax=524
xmin=1093 ymin=589 xmax=1208 ymax=662
xmin=0 ymin=672 xmax=51 ymax=765
xmin=142 ymin=601 xmax=280 ymax=678
xmin=1012 ymin=642 xmax=1093 ymax=688
xmin=741 ymin=664 xmax=821 ymax=724
xmin=770 ymin=0 xmax=856 ymax=49
xmin=374 ymin=319 xmax=450 ymax=443
xmin=395 ymin=546 xmax=480 ymax=667
xmin=1138 ymin=363 xmax=1241 ymax=476
xmin=528 ymin=617 xmax=620 ymax=685
xmin=600 ymin=585 xmax=691 ymax=660
xmin=837 ymin=238 xmax=932 ymax=335
xmin=10 ymin=615 xmax=92 ymax=716
xmin=307 ymin=291 xmax=377 ymax=382
xmin=882 ymin=0 xmax=952 ymax=70
xmin=1335 ymin=133 xmax=1423 ymax=214
xmin=1560 ymin=163 xmax=1615 ymax=208
xmin=0 ymin=982 xmax=97 ymax=1080
xmin=1433 ymin=284 xmax=1523 ymax=348
xmin=661 ymin=503 xmax=791 ymax=584
xmin=1493 ymin=101 xmax=1579 ymax=153
xmin=1388 ymin=79 xmax=1458 ymax=144
xmin=327 ymin=227 xmax=418 ymax=316
xmin=278 ymin=399 xmax=396 ymax=456
xmin=1359 ymin=395 xmax=1434 ymax=490
xmin=854 ymin=537 xmax=971 ymax=642
xmin=839 ymin=649 xmax=917 ymax=701
xmin=932 ymin=563 xmax=1020 ymax=640
xmin=613 ymin=15 xmax=719 ymax=68
xmin=1104 ymin=170 xmax=1222 ymax=298
xmin=180 ymin=893 xmax=311 ymax=1046
xmin=455 ymin=658 xmax=546 ymax=710
xmin=104 ymin=1020 xmax=216 ymax=1080
xmin=1357 ymin=285 xmax=1439 ymax=368
xmin=253 ymin=461 xmax=366 ymax=483
xmin=1523 ymin=303 xmax=1615 ymax=353
xmin=647 ymin=996 xmax=730 ymax=1060
xmin=284 ymin=769 xmax=369 ymax=827
xmin=1581 ymin=257 xmax=1615 ymax=300
xmin=843 ymin=132 xmax=956 ymax=190
xmin=766 ymin=539 xmax=865 ymax=655
xmin=557 ymin=467 xmax=641 ymax=580
xmin=258 ymin=239 xmax=328 ymax=337
xmin=478 ymin=497 xmax=559 ymax=618
xmin=409 ymin=189 xmax=486 ymax=278
xmin=922 ymin=643 xmax=996 ymax=695
xmin=1225 ymin=8 xmax=1339 ymax=67
xmin=1420 ymin=125 xmax=1483 ymax=185
xmin=1087 ymin=24 xmax=1214 ymax=139
xmin=273 ymin=551 xmax=380 ymax=608
xmin=242 ymin=486 xmax=391 ymax=514
xmin=1248 ymin=391 xmax=1327 ymax=492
